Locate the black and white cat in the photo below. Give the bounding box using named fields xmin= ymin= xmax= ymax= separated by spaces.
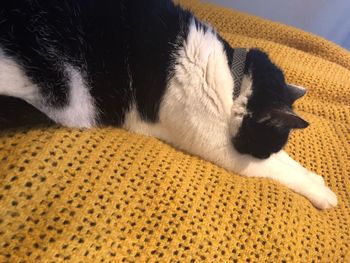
xmin=0 ymin=0 xmax=337 ymax=209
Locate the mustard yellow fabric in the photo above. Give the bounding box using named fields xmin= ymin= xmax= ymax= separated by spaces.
xmin=1 ymin=1 xmax=350 ymax=262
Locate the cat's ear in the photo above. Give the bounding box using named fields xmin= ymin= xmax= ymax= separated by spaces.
xmin=285 ymin=84 xmax=307 ymax=104
xmin=257 ymin=107 xmax=309 ymax=129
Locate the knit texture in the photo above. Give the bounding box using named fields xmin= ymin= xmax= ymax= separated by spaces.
xmin=1 ymin=1 xmax=350 ymax=262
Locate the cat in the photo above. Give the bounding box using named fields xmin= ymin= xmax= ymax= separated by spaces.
xmin=0 ymin=0 xmax=337 ymax=209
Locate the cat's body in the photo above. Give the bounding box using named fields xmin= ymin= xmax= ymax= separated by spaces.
xmin=0 ymin=0 xmax=337 ymax=209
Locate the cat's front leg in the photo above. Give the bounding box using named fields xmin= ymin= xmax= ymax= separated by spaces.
xmin=232 ymin=151 xmax=337 ymax=209
xmin=275 ymin=150 xmax=325 ymax=185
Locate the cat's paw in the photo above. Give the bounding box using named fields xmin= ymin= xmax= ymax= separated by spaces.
xmin=306 ymin=184 xmax=337 ymax=210
xmin=307 ymin=171 xmax=325 ymax=185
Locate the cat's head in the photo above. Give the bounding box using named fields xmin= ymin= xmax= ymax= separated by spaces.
xmin=231 ymin=49 xmax=308 ymax=159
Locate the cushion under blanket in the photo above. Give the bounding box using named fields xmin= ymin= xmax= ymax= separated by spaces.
xmin=1 ymin=1 xmax=350 ymax=262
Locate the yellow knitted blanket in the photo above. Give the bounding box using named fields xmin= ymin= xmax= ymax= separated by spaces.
xmin=1 ymin=1 xmax=350 ymax=262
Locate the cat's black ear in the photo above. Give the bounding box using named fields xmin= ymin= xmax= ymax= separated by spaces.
xmin=285 ymin=84 xmax=307 ymax=104
xmin=257 ymin=107 xmax=309 ymax=129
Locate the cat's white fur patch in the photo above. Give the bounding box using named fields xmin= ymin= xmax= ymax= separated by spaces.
xmin=0 ymin=50 xmax=41 ymax=105
xmin=124 ymin=19 xmax=244 ymax=162
xmin=41 ymin=65 xmax=97 ymax=128
xmin=125 ymin=20 xmax=253 ymax=173
xmin=157 ymin=20 xmax=245 ymax=155
xmin=0 ymin=48 xmax=96 ymax=128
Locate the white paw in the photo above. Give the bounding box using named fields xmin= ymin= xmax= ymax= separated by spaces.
xmin=306 ymin=184 xmax=337 ymax=210
xmin=307 ymin=171 xmax=325 ymax=185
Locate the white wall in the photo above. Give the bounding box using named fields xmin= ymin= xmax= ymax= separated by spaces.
xmin=206 ymin=0 xmax=350 ymax=49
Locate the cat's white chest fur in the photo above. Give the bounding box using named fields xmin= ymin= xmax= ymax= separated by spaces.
xmin=124 ymin=21 xmax=247 ymax=168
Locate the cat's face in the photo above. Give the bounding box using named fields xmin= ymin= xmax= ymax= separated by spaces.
xmin=232 ymin=49 xmax=308 ymax=159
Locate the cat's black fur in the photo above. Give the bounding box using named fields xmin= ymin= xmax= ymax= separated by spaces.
xmin=0 ymin=0 xmax=307 ymax=159
xmin=0 ymin=0 xmax=192 ymax=125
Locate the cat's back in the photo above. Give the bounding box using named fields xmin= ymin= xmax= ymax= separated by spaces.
xmin=0 ymin=0 xmax=186 ymax=68
xmin=0 ymin=0 xmax=189 ymax=127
